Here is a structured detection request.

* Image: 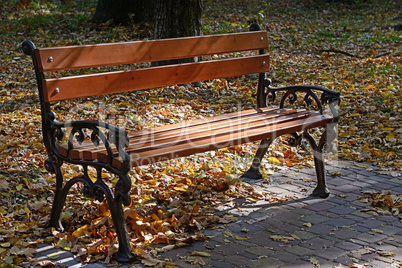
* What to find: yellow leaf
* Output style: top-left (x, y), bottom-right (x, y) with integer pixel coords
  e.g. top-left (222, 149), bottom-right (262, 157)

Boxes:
top-left (234, 235), bottom-right (248, 241)
top-left (173, 187), bottom-right (189, 193)
top-left (371, 229), bottom-right (383, 234)
top-left (72, 225), bottom-right (90, 237)
top-left (270, 235), bottom-right (295, 242)
top-left (191, 251), bottom-right (211, 257)
top-left (15, 183), bottom-right (23, 191)
top-left (310, 257), bottom-right (320, 266)
top-left (24, 207), bottom-right (30, 218)
top-left (330, 171), bottom-right (344, 176)
top-left (0, 242), bottom-right (10, 248)
top-left (354, 162), bottom-right (368, 168)
top-left (0, 207), bottom-right (7, 215)
top-left (267, 157), bottom-right (280, 165)
top-left (283, 173), bottom-right (299, 178)
top-left (378, 251), bottom-right (395, 257)
top-left (47, 253), bottom-right (60, 260)
top-left (363, 85), bottom-right (374, 90)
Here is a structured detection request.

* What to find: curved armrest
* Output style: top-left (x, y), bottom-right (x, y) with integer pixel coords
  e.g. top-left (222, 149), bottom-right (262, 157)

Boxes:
top-left (261, 78), bottom-right (340, 123)
top-left (47, 112), bottom-right (130, 173)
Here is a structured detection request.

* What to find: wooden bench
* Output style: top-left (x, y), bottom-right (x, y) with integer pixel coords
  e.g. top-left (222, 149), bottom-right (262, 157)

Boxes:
top-left (22, 24), bottom-right (340, 262)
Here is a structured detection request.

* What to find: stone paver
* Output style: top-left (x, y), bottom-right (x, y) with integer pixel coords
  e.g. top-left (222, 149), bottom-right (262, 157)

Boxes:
top-left (33, 160), bottom-right (402, 267)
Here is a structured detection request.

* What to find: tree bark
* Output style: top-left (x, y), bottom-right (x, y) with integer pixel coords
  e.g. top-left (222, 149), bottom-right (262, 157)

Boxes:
top-left (91, 0), bottom-right (154, 25)
top-left (153, 0), bottom-right (202, 40)
top-left (152, 0), bottom-right (203, 66)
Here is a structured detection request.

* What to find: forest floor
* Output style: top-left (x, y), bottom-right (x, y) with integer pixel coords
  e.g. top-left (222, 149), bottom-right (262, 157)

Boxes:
top-left (0, 0), bottom-right (400, 266)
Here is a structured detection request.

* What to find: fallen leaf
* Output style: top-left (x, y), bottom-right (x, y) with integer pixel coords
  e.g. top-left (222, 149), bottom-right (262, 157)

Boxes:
top-left (184, 256), bottom-right (206, 265)
top-left (267, 157), bottom-right (280, 165)
top-left (270, 235), bottom-right (295, 242)
top-left (33, 260), bottom-right (56, 267)
top-left (378, 250), bottom-right (396, 257)
top-left (191, 251), bottom-right (211, 257)
top-left (141, 254), bottom-right (163, 266)
top-left (309, 257), bottom-right (319, 266)
top-left (371, 229), bottom-right (383, 234)
top-left (47, 252), bottom-right (60, 260)
top-left (329, 171), bottom-right (344, 176)
top-left (283, 172), bottom-right (299, 178)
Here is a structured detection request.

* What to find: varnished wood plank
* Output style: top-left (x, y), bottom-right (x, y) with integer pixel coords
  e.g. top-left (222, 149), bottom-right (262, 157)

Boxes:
top-left (85, 109), bottom-right (309, 161)
top-left (66, 107), bottom-right (281, 160)
top-left (112, 114), bottom-right (333, 169)
top-left (127, 106), bottom-right (278, 139)
top-left (65, 112), bottom-right (332, 168)
top-left (36, 31), bottom-right (268, 72)
top-left (43, 55), bottom-right (270, 102)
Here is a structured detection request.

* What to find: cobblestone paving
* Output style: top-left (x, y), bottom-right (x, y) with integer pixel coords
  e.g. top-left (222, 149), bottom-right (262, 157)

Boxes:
top-left (35, 160), bottom-right (401, 267)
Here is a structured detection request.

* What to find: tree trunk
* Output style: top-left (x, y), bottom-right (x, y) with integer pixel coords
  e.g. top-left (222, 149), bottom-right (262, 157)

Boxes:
top-left (91, 0), bottom-right (154, 25)
top-left (153, 0), bottom-right (202, 39)
top-left (153, 0), bottom-right (203, 66)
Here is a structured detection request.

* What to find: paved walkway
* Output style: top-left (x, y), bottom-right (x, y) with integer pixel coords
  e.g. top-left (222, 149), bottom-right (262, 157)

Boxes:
top-left (35, 160), bottom-right (402, 267)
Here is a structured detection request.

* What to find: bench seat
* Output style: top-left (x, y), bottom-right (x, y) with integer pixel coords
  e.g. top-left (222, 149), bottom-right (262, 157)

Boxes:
top-left (58, 107), bottom-right (333, 169)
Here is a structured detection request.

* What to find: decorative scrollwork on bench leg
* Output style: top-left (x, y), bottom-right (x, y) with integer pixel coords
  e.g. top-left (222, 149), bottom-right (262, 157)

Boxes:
top-left (242, 138), bottom-right (276, 180)
top-left (303, 129), bottom-right (330, 198)
top-left (105, 173), bottom-right (135, 263)
top-left (45, 158), bottom-right (65, 231)
top-left (46, 162), bottom-right (135, 262)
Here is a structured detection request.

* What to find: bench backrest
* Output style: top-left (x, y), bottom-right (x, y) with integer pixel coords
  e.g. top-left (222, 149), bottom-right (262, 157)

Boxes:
top-left (23, 30), bottom-right (269, 103)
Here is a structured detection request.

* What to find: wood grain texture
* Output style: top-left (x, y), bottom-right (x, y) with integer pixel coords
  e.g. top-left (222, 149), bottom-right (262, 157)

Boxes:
top-left (57, 108), bottom-right (333, 170)
top-left (36, 31), bottom-right (268, 72)
top-left (43, 54), bottom-right (270, 102)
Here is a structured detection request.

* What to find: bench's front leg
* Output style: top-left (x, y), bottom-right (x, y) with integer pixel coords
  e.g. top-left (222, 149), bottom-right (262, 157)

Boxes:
top-left (99, 173), bottom-right (135, 263)
top-left (242, 138), bottom-right (275, 180)
top-left (45, 158), bottom-right (66, 231)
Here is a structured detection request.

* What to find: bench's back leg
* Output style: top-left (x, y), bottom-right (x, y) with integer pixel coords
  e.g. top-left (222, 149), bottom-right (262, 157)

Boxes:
top-left (241, 138), bottom-right (275, 180)
top-left (241, 130), bottom-right (332, 198)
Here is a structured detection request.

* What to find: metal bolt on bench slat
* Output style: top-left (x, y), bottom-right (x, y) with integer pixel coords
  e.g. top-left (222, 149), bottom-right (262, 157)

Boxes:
top-left (55, 88), bottom-right (59, 94)
top-left (48, 56), bottom-right (53, 62)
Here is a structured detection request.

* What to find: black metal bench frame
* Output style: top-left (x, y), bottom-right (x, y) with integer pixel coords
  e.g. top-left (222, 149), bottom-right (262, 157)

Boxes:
top-left (22, 24), bottom-right (340, 262)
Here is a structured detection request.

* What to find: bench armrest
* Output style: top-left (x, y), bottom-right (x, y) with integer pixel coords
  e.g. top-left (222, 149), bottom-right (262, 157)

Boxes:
top-left (47, 112), bottom-right (130, 174)
top-left (260, 78), bottom-right (340, 123)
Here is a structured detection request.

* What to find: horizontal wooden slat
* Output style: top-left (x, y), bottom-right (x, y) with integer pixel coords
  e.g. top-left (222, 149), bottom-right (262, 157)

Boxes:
top-left (94, 110), bottom-right (311, 162)
top-left (117, 113), bottom-right (333, 169)
top-left (127, 106), bottom-right (279, 139)
top-left (36, 31), bottom-right (268, 72)
top-left (57, 108), bottom-right (333, 169)
top-left (64, 107), bottom-right (280, 160)
top-left (43, 54), bottom-right (270, 102)
top-left (78, 108), bottom-right (306, 161)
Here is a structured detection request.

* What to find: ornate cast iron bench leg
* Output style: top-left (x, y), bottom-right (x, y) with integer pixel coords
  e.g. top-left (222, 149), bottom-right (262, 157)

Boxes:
top-left (42, 119), bottom-right (135, 262)
top-left (242, 79), bottom-right (340, 198)
top-left (242, 138), bottom-right (275, 180)
top-left (46, 159), bottom-right (65, 232)
top-left (45, 158), bottom-right (135, 262)
top-left (304, 129), bottom-right (330, 198)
